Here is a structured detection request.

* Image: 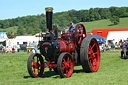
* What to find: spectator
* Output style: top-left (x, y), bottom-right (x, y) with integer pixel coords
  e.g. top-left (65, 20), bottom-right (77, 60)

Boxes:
top-left (111, 39), bottom-right (115, 50)
top-left (120, 40), bottom-right (123, 49)
top-left (2, 46), bottom-right (6, 54)
top-left (53, 24), bottom-right (58, 40)
top-left (17, 43), bottom-right (20, 52)
top-left (6, 46), bottom-right (10, 53)
top-left (65, 26), bottom-right (69, 33)
top-left (0, 43), bottom-right (3, 47)
top-left (33, 41), bottom-right (38, 53)
top-left (12, 46), bottom-right (15, 53)
top-left (123, 39), bottom-right (128, 57)
top-left (115, 42), bottom-right (119, 49)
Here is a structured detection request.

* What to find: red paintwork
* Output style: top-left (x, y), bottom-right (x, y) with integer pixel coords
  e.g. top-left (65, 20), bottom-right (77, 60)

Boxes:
top-left (86, 32), bottom-right (93, 35)
top-left (42, 42), bottom-right (51, 45)
top-left (45, 61), bottom-right (57, 68)
top-left (58, 40), bottom-right (75, 53)
top-left (93, 28), bottom-right (128, 38)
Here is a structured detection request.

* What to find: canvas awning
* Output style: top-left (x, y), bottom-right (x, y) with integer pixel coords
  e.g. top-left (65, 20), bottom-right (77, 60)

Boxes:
top-left (107, 31), bottom-right (128, 41)
top-left (0, 38), bottom-right (7, 42)
top-left (87, 35), bottom-right (107, 43)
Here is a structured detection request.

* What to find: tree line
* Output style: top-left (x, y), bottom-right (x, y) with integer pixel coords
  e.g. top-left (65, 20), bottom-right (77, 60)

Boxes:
top-left (0, 6), bottom-right (128, 37)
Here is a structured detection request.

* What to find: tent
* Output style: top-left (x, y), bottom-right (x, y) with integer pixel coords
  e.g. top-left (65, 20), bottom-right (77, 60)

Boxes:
top-left (107, 31), bottom-right (128, 42)
top-left (15, 36), bottom-right (39, 45)
top-left (0, 38), bottom-right (7, 42)
top-left (0, 32), bottom-right (8, 46)
top-left (0, 32), bottom-right (7, 38)
top-left (87, 35), bottom-right (107, 43)
top-left (0, 32), bottom-right (8, 42)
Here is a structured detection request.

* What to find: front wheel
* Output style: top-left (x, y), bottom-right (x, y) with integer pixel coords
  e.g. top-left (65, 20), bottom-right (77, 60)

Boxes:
top-left (27, 53), bottom-right (44, 78)
top-left (57, 52), bottom-right (74, 78)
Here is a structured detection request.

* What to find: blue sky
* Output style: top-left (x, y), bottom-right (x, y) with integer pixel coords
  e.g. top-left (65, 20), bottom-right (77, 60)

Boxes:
top-left (0, 0), bottom-right (128, 20)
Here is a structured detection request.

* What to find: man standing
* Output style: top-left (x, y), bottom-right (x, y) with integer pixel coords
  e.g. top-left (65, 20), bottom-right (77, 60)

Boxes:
top-left (69, 21), bottom-right (75, 32)
top-left (124, 38), bottom-right (128, 58)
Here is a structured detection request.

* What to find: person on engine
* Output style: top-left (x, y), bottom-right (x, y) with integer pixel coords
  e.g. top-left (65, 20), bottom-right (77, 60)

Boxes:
top-left (68, 21), bottom-right (75, 32)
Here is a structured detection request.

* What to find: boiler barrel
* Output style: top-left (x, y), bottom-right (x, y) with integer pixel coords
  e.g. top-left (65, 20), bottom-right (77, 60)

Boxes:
top-left (58, 41), bottom-right (75, 53)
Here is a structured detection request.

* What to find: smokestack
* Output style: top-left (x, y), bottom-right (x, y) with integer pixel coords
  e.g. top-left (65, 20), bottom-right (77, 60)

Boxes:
top-left (45, 7), bottom-right (53, 32)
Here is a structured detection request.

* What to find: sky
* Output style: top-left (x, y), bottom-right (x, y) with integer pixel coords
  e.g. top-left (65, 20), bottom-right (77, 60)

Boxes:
top-left (0, 0), bottom-right (128, 20)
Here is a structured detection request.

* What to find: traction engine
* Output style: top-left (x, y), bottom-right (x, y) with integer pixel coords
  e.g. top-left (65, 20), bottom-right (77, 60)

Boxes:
top-left (27, 7), bottom-right (100, 78)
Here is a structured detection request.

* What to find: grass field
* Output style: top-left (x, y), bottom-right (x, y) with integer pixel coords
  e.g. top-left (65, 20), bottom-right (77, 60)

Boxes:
top-left (82, 18), bottom-right (128, 32)
top-left (0, 26), bottom-right (18, 33)
top-left (0, 50), bottom-right (128, 85)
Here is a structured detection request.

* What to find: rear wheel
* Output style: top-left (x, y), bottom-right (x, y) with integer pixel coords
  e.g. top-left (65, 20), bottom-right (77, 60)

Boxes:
top-left (80, 37), bottom-right (100, 72)
top-left (27, 53), bottom-right (44, 77)
top-left (57, 52), bottom-right (74, 78)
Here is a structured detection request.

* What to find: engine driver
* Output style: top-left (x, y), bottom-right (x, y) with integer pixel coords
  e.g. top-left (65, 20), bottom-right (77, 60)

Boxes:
top-left (68, 21), bottom-right (75, 32)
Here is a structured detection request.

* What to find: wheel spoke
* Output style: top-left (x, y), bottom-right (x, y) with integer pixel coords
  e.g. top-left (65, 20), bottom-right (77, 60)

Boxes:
top-left (89, 60), bottom-right (93, 67)
top-left (66, 69), bottom-right (69, 75)
top-left (88, 55), bottom-right (93, 60)
top-left (89, 46), bottom-right (92, 51)
top-left (62, 63), bottom-right (65, 73)
top-left (91, 43), bottom-right (96, 49)
top-left (67, 57), bottom-right (70, 62)
top-left (63, 59), bottom-right (66, 63)
top-left (32, 60), bottom-right (36, 66)
top-left (32, 68), bottom-right (36, 72)
top-left (92, 58), bottom-right (97, 66)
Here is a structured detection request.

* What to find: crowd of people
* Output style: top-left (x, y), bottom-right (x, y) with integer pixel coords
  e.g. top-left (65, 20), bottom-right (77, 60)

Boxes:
top-left (0, 43), bottom-right (12, 54)
top-left (100, 38), bottom-right (128, 52)
top-left (0, 41), bottom-right (38, 54)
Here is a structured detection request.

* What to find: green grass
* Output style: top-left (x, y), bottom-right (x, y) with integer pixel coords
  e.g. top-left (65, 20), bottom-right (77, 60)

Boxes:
top-left (83, 18), bottom-right (128, 32)
top-left (0, 50), bottom-right (128, 85)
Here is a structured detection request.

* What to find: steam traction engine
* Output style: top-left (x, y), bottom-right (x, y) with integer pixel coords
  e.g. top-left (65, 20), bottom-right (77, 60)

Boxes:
top-left (27, 8), bottom-right (100, 78)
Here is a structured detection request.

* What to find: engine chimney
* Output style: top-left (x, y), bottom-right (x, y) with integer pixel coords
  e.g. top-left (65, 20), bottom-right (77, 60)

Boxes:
top-left (45, 7), bottom-right (53, 32)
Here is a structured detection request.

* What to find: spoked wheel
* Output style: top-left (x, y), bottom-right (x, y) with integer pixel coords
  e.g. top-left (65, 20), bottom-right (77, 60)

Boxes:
top-left (57, 52), bottom-right (74, 78)
top-left (80, 37), bottom-right (100, 72)
top-left (27, 53), bottom-right (44, 78)
top-left (74, 23), bottom-right (86, 47)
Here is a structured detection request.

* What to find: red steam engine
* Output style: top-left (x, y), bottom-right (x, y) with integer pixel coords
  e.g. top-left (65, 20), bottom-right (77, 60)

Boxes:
top-left (27, 7), bottom-right (100, 78)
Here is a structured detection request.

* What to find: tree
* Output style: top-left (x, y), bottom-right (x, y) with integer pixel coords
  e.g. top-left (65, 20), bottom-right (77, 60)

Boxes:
top-left (109, 16), bottom-right (120, 25)
top-left (17, 25), bottom-right (25, 35)
top-left (94, 12), bottom-right (101, 20)
top-left (32, 28), bottom-right (41, 35)
top-left (89, 8), bottom-right (95, 21)
top-left (98, 8), bottom-right (111, 19)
